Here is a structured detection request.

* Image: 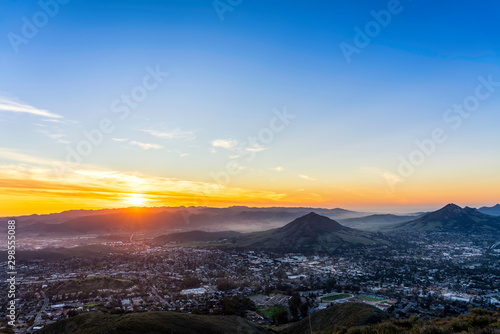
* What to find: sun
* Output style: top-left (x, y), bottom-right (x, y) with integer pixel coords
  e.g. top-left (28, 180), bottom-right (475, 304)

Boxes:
top-left (124, 194), bottom-right (148, 206)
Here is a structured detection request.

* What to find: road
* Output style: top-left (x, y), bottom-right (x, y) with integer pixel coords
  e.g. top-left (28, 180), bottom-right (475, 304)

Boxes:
top-left (27, 290), bottom-right (49, 332)
top-left (151, 283), bottom-right (172, 307)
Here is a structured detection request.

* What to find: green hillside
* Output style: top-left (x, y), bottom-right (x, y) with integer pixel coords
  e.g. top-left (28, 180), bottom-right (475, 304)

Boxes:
top-left (34, 311), bottom-right (270, 334)
top-left (279, 302), bottom-right (389, 334)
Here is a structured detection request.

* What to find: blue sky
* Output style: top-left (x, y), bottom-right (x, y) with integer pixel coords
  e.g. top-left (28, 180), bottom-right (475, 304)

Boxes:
top-left (1, 0), bottom-right (499, 214)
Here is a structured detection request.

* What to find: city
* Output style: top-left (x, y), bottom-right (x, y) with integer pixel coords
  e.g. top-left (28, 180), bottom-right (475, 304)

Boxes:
top-left (2, 228), bottom-right (499, 332)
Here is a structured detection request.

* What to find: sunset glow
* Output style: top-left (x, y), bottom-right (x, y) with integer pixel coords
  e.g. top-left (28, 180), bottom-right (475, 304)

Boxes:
top-left (1, 1), bottom-right (500, 217)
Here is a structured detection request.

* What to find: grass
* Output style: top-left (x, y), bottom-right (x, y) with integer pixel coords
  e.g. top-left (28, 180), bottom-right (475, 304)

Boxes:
top-left (381, 301), bottom-right (395, 305)
top-left (362, 296), bottom-right (385, 302)
top-left (34, 311), bottom-right (269, 334)
top-left (320, 294), bottom-right (352, 301)
top-left (257, 305), bottom-right (287, 319)
top-left (279, 302), bottom-right (389, 334)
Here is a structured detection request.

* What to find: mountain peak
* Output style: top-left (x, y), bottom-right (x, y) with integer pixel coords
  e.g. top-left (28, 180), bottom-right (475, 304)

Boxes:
top-left (234, 212), bottom-right (388, 251)
top-left (389, 203), bottom-right (500, 232)
top-left (279, 212), bottom-right (349, 234)
top-left (441, 203), bottom-right (462, 211)
top-left (425, 204), bottom-right (464, 220)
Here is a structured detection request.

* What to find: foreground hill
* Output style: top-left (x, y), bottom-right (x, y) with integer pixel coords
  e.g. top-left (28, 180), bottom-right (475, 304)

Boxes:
top-left (279, 302), bottom-right (389, 334)
top-left (323, 307), bottom-right (500, 334)
top-left (35, 305), bottom-right (500, 334)
top-left (232, 212), bottom-right (389, 252)
top-left (385, 204), bottom-right (500, 233)
top-left (34, 311), bottom-right (270, 334)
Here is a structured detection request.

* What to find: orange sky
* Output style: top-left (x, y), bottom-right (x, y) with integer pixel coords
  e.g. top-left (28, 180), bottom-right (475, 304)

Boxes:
top-left (1, 151), bottom-right (499, 216)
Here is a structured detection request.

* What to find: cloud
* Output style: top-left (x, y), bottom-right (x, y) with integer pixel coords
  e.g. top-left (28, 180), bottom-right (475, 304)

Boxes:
top-left (38, 130), bottom-right (69, 144)
top-left (142, 127), bottom-right (196, 141)
top-left (0, 156), bottom-right (286, 211)
top-left (0, 97), bottom-right (63, 119)
top-left (112, 138), bottom-right (128, 142)
top-left (212, 139), bottom-right (238, 149)
top-left (362, 166), bottom-right (403, 191)
top-left (299, 174), bottom-right (316, 181)
top-left (271, 167), bottom-right (284, 172)
top-left (129, 141), bottom-right (163, 150)
top-left (0, 148), bottom-right (57, 166)
top-left (245, 145), bottom-right (268, 153)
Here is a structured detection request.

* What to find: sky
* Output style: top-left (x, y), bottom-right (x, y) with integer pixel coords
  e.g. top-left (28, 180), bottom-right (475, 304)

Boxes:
top-left (0, 0), bottom-right (499, 215)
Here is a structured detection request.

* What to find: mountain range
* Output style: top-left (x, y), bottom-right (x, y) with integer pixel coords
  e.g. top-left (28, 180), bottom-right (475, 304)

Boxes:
top-left (3, 203), bottom-right (500, 238)
top-left (385, 203), bottom-right (500, 232)
top-left (1, 206), bottom-right (366, 236)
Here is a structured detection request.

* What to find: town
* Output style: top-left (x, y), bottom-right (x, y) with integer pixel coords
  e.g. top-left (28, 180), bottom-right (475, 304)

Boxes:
top-left (1, 231), bottom-right (499, 333)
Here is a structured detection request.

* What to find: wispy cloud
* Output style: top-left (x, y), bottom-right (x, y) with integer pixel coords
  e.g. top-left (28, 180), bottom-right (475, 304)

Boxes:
top-left (299, 174), bottom-right (316, 181)
top-left (212, 139), bottom-right (238, 149)
top-left (362, 166), bottom-right (403, 190)
top-left (112, 138), bottom-right (128, 142)
top-left (0, 97), bottom-right (63, 119)
top-left (0, 152), bottom-right (286, 211)
top-left (0, 148), bottom-right (56, 166)
top-left (271, 166), bottom-right (284, 172)
top-left (245, 145), bottom-right (268, 153)
top-left (38, 130), bottom-right (69, 144)
top-left (142, 127), bottom-right (196, 141)
top-left (129, 141), bottom-right (163, 150)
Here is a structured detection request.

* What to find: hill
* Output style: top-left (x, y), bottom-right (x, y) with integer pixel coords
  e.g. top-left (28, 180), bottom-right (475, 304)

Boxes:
top-left (232, 212), bottom-right (389, 252)
top-left (34, 311), bottom-right (270, 334)
top-left (279, 302), bottom-right (389, 334)
top-left (479, 204), bottom-right (500, 216)
top-left (386, 204), bottom-right (500, 232)
top-left (151, 230), bottom-right (242, 245)
top-left (308, 307), bottom-right (500, 334)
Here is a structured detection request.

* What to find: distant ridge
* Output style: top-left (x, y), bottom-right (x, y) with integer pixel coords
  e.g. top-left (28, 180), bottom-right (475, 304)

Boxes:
top-left (338, 213), bottom-right (422, 230)
top-left (6, 206), bottom-right (366, 236)
top-left (478, 204), bottom-right (500, 216)
top-left (386, 203), bottom-right (500, 232)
